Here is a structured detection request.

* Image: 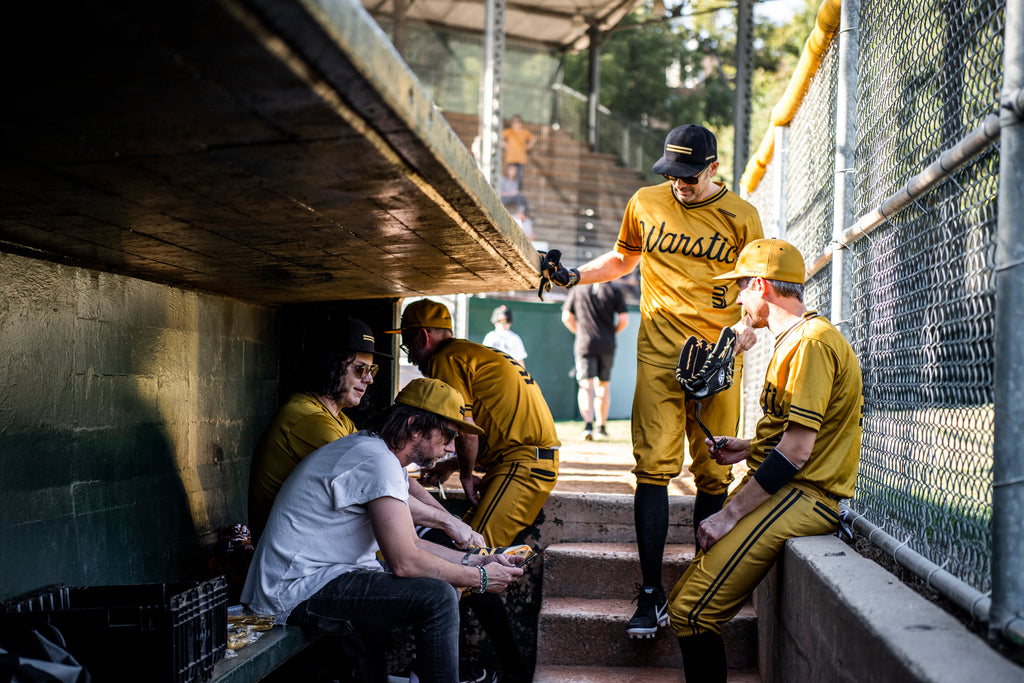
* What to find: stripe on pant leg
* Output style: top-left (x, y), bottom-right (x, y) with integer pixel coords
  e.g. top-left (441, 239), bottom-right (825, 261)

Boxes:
top-left (813, 501), bottom-right (839, 521)
top-left (685, 488), bottom-right (802, 634)
top-left (812, 502), bottom-right (839, 526)
top-left (476, 462), bottom-right (520, 533)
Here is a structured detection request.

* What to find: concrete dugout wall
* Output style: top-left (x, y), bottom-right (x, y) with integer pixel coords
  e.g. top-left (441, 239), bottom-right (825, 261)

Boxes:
top-left (757, 535), bottom-right (1024, 682)
top-left (0, 252), bottom-right (279, 598)
top-left (0, 252), bottom-right (399, 600)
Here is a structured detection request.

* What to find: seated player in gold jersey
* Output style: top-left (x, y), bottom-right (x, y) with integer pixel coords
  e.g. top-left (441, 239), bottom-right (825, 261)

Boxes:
top-left (668, 239), bottom-right (864, 682)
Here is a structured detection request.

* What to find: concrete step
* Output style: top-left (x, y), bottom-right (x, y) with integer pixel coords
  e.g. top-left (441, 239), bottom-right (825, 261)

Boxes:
top-left (542, 543), bottom-right (696, 600)
top-left (536, 492), bottom-right (695, 547)
top-left (533, 664), bottom-right (761, 682)
top-left (536, 598), bottom-right (758, 670)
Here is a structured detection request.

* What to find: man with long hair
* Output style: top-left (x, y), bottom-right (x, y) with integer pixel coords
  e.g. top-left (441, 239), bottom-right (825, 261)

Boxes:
top-left (248, 318), bottom-right (482, 549)
top-left (243, 378), bottom-right (526, 683)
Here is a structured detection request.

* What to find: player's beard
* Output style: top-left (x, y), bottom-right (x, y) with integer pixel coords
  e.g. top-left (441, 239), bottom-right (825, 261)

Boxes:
top-left (408, 435), bottom-right (446, 470)
top-left (405, 336), bottom-right (429, 369)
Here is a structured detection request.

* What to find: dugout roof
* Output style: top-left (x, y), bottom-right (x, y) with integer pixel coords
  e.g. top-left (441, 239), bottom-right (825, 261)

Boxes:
top-left (361, 0), bottom-right (646, 50)
top-left (1, 0), bottom-right (544, 303)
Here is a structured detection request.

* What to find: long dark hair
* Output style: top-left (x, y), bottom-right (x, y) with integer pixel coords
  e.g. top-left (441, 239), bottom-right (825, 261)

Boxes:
top-left (298, 342), bottom-right (356, 403)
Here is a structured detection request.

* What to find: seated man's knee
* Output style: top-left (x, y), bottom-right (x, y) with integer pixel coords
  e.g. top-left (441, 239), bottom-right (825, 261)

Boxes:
top-left (409, 577), bottom-right (459, 618)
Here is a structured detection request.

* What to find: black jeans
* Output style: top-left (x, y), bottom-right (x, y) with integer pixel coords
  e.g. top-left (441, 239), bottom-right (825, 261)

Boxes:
top-left (296, 569), bottom-right (460, 683)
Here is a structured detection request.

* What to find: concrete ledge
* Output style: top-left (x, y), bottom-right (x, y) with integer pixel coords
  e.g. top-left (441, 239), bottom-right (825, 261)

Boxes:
top-left (756, 535), bottom-right (1024, 682)
top-left (210, 626), bottom-right (320, 683)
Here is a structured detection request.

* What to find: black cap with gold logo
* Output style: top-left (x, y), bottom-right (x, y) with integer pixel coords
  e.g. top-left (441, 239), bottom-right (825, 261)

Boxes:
top-left (652, 124), bottom-right (718, 178)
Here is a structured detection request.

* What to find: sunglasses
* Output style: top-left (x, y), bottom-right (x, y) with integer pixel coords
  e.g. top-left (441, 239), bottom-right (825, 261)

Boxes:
top-left (438, 425), bottom-right (459, 443)
top-left (351, 362), bottom-right (379, 379)
top-left (662, 164), bottom-right (710, 185)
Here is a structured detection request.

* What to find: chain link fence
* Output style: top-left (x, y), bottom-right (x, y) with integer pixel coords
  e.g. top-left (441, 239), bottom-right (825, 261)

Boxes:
top-left (744, 0), bottom-right (1004, 595)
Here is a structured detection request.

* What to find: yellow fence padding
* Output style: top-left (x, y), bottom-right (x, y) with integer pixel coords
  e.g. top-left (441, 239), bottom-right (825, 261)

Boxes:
top-left (740, 0), bottom-right (842, 194)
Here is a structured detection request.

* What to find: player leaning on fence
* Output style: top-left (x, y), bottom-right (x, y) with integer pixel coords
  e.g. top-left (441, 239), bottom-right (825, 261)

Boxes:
top-left (541, 124), bottom-right (764, 639)
top-left (669, 239), bottom-right (864, 681)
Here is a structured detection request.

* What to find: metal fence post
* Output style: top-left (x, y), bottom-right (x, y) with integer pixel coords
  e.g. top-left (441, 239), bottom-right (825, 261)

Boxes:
top-left (771, 125), bottom-right (789, 239)
top-left (477, 0), bottom-right (505, 186)
top-left (733, 0), bottom-right (754, 193)
top-left (830, 0), bottom-right (859, 337)
top-left (587, 26), bottom-right (603, 152)
top-left (991, 0), bottom-right (1024, 651)
top-left (623, 126), bottom-right (631, 169)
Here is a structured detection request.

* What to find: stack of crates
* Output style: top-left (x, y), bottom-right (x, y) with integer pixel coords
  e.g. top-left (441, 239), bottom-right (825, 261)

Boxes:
top-left (3, 576), bottom-right (228, 682)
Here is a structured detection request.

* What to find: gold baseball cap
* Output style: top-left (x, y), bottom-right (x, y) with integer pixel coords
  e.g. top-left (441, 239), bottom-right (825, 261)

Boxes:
top-left (386, 299), bottom-right (453, 333)
top-left (713, 238), bottom-right (806, 284)
top-left (394, 378), bottom-right (484, 435)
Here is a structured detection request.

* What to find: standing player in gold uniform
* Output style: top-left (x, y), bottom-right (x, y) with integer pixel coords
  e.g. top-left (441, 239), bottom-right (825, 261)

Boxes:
top-left (544, 124), bottom-right (764, 638)
top-left (669, 239), bottom-right (863, 681)
top-left (391, 299), bottom-right (560, 683)
top-left (391, 299), bottom-right (560, 547)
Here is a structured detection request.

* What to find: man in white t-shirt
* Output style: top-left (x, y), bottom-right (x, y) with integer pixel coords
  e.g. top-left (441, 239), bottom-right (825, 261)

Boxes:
top-left (481, 305), bottom-right (527, 368)
top-left (241, 378), bottom-right (525, 683)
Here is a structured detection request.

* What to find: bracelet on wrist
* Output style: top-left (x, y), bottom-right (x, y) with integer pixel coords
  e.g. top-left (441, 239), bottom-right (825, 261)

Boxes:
top-left (461, 552), bottom-right (473, 566)
top-left (474, 565), bottom-right (488, 593)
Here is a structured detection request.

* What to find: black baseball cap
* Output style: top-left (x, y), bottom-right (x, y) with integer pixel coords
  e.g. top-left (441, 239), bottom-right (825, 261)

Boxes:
top-left (651, 125), bottom-right (718, 178)
top-left (340, 317), bottom-right (392, 358)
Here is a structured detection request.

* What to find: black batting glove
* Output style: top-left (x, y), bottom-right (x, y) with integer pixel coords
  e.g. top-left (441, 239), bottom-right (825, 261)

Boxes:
top-left (538, 249), bottom-right (580, 300)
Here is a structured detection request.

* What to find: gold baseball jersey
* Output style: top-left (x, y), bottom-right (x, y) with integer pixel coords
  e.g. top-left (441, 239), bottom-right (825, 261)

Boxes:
top-left (669, 312), bottom-right (862, 638)
top-left (422, 339), bottom-right (560, 465)
top-left (616, 181), bottom-right (764, 366)
top-left (749, 312), bottom-right (864, 498)
top-left (248, 392), bottom-right (356, 538)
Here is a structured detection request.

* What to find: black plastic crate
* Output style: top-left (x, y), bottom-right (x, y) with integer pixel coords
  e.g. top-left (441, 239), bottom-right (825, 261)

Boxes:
top-left (3, 576), bottom-right (228, 683)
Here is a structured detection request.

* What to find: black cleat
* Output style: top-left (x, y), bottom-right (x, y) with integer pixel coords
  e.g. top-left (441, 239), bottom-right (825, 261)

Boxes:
top-left (582, 422), bottom-right (594, 441)
top-left (626, 584), bottom-right (668, 639)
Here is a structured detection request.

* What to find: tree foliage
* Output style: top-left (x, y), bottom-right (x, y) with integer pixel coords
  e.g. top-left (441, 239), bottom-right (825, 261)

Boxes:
top-left (562, 0), bottom-right (821, 182)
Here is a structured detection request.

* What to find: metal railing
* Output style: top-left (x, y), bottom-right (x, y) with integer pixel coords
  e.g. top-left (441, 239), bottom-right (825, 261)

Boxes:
top-left (550, 84), bottom-right (662, 178)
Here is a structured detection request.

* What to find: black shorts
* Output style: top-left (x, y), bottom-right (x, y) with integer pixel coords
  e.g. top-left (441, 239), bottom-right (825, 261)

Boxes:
top-left (575, 353), bottom-right (615, 382)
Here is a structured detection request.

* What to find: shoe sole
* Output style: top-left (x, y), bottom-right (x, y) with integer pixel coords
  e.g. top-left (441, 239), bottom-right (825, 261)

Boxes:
top-left (625, 611), bottom-right (669, 639)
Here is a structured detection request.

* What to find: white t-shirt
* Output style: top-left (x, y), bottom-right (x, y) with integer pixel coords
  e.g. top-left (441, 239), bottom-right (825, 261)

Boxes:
top-left (241, 431), bottom-right (409, 618)
top-left (482, 328), bottom-right (528, 361)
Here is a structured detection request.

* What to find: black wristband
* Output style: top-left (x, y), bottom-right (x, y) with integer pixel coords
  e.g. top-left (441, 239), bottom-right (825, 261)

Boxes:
top-left (753, 447), bottom-right (800, 495)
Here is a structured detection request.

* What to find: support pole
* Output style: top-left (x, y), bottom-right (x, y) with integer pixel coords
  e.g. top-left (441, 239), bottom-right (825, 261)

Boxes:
top-left (830, 0), bottom-right (859, 338)
top-left (587, 26), bottom-right (603, 152)
top-left (991, 0), bottom-right (1024, 652)
top-left (392, 0), bottom-right (406, 57)
top-left (733, 0), bottom-right (754, 192)
top-left (771, 125), bottom-right (789, 238)
top-left (477, 0), bottom-right (505, 185)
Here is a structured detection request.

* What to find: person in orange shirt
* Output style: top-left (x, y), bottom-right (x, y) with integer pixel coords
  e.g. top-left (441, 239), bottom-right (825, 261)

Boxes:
top-left (501, 115), bottom-right (535, 189)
